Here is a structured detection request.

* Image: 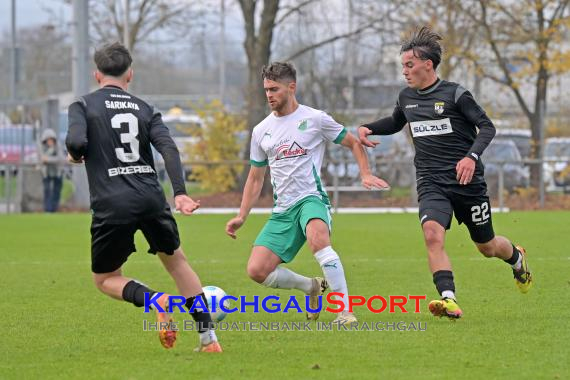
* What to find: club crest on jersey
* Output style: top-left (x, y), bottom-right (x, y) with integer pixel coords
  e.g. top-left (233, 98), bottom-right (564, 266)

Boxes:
top-left (434, 102), bottom-right (445, 115)
top-left (276, 141), bottom-right (307, 160)
top-left (298, 119), bottom-right (308, 131)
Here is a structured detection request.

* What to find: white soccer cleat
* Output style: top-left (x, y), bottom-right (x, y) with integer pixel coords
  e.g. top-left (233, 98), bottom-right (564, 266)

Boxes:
top-left (333, 311), bottom-right (357, 324)
top-left (306, 277), bottom-right (328, 321)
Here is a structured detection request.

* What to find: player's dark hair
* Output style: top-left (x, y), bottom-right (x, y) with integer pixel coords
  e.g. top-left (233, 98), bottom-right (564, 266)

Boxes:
top-left (261, 61), bottom-right (297, 83)
top-left (94, 42), bottom-right (133, 77)
top-left (400, 26), bottom-right (443, 70)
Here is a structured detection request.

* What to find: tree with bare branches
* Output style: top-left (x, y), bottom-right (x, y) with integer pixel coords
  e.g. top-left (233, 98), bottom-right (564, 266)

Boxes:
top-left (460, 0), bottom-right (570, 184)
top-left (236, 1), bottom-right (387, 156)
top-left (87, 0), bottom-right (205, 51)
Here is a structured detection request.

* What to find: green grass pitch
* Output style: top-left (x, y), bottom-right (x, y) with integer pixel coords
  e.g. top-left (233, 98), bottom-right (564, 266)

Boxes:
top-left (1, 211), bottom-right (569, 379)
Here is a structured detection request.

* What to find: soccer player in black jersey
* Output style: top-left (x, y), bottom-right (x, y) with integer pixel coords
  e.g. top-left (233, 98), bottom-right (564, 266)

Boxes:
top-left (358, 27), bottom-right (533, 319)
top-left (66, 42), bottom-right (221, 352)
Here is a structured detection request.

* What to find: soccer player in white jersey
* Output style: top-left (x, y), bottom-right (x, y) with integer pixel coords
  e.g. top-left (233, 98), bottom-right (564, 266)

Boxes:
top-left (225, 62), bottom-right (389, 323)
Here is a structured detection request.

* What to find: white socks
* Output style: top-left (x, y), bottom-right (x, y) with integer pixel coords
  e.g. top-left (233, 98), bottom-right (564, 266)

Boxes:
top-left (199, 329), bottom-right (218, 345)
top-left (259, 246), bottom-right (350, 309)
top-left (314, 246), bottom-right (349, 308)
top-left (261, 266), bottom-right (313, 294)
top-left (441, 290), bottom-right (456, 300)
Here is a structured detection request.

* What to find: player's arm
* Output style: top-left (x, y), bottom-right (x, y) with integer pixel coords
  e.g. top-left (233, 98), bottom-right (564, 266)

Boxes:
top-left (149, 111), bottom-right (199, 214)
top-left (225, 165), bottom-right (266, 239)
top-left (66, 100), bottom-right (88, 163)
top-left (340, 132), bottom-right (390, 190)
top-left (358, 104), bottom-right (407, 148)
top-left (455, 89), bottom-right (496, 185)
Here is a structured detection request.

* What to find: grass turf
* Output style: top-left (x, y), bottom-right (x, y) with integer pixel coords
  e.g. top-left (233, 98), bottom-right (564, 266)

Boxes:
top-left (1, 211), bottom-right (568, 379)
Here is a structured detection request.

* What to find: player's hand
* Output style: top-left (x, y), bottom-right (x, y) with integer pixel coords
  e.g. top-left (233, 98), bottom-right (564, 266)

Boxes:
top-left (175, 195), bottom-right (200, 215)
top-left (67, 153), bottom-right (84, 164)
top-left (361, 174), bottom-right (390, 190)
top-left (358, 126), bottom-right (379, 148)
top-left (456, 157), bottom-right (476, 185)
top-left (225, 216), bottom-right (245, 239)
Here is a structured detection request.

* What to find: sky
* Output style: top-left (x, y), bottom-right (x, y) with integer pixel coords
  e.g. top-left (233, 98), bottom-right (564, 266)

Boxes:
top-left (0, 0), bottom-right (71, 32)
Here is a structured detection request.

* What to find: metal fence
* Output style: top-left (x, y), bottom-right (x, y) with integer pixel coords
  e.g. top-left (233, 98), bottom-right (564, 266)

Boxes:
top-left (2, 157), bottom-right (570, 214)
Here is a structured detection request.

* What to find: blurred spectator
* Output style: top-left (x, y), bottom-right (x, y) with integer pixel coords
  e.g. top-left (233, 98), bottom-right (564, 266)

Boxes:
top-left (40, 129), bottom-right (63, 212)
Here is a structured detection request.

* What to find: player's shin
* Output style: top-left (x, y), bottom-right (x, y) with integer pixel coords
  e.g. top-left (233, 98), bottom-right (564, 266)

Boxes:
top-left (261, 266), bottom-right (313, 294)
top-left (122, 280), bottom-right (156, 307)
top-left (185, 293), bottom-right (218, 345)
top-left (503, 244), bottom-right (523, 270)
top-left (314, 246), bottom-right (349, 308)
top-left (433, 270), bottom-right (456, 300)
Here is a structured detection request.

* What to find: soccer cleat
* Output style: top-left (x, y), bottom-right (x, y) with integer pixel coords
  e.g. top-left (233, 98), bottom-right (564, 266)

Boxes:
top-left (333, 311), bottom-right (357, 324)
top-left (306, 277), bottom-right (328, 321)
top-left (155, 293), bottom-right (177, 349)
top-left (194, 341), bottom-right (223, 353)
top-left (513, 246), bottom-right (533, 293)
top-left (428, 298), bottom-right (463, 319)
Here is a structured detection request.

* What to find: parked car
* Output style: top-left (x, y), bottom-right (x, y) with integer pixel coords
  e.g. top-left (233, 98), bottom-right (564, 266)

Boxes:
top-left (325, 141), bottom-right (368, 186)
top-left (0, 125), bottom-right (40, 167)
top-left (368, 130), bottom-right (414, 187)
top-left (482, 139), bottom-right (529, 194)
top-left (494, 128), bottom-right (532, 159)
top-left (154, 113), bottom-right (204, 178)
top-left (543, 137), bottom-right (570, 191)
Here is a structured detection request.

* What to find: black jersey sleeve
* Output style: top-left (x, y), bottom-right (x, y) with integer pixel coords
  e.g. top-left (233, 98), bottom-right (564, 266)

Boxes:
top-left (149, 110), bottom-right (187, 196)
top-left (456, 89), bottom-right (496, 161)
top-left (66, 99), bottom-right (89, 161)
top-left (362, 104), bottom-right (407, 135)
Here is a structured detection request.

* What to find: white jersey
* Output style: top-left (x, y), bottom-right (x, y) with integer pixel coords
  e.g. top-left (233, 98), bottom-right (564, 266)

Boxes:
top-left (250, 104), bottom-right (347, 212)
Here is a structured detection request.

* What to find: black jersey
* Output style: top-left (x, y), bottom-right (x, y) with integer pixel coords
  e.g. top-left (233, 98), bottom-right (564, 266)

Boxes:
top-left (364, 79), bottom-right (496, 185)
top-left (66, 85), bottom-right (186, 223)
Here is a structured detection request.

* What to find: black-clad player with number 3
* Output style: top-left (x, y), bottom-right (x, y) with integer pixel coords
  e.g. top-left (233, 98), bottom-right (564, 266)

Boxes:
top-left (66, 42), bottom-right (222, 352)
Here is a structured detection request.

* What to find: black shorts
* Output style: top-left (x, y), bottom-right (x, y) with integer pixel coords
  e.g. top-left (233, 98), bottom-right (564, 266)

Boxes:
top-left (417, 179), bottom-right (495, 243)
top-left (90, 208), bottom-right (180, 274)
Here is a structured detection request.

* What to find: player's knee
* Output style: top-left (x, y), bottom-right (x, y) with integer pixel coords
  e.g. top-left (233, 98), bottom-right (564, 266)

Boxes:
top-left (161, 250), bottom-right (187, 273)
top-left (306, 219), bottom-right (330, 252)
top-left (92, 274), bottom-right (107, 292)
top-left (307, 234), bottom-right (329, 253)
top-left (476, 242), bottom-right (496, 257)
top-left (423, 227), bottom-right (444, 249)
top-left (306, 229), bottom-right (330, 253)
top-left (246, 263), bottom-right (268, 284)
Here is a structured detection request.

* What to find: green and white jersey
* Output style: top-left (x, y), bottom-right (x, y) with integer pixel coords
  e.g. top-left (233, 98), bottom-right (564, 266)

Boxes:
top-left (250, 104), bottom-right (347, 213)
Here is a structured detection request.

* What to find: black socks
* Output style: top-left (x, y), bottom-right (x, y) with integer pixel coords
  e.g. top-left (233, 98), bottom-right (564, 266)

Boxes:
top-left (433, 270), bottom-right (455, 296)
top-left (122, 280), bottom-right (155, 307)
top-left (185, 293), bottom-right (214, 333)
top-left (504, 244), bottom-right (521, 266)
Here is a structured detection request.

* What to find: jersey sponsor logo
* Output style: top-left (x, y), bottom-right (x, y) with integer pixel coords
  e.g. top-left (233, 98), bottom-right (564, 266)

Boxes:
top-left (108, 165), bottom-right (155, 177)
top-left (409, 118), bottom-right (453, 137)
top-left (105, 100), bottom-right (140, 110)
top-left (298, 119), bottom-right (308, 131)
top-left (276, 141), bottom-right (307, 160)
top-left (434, 102), bottom-right (445, 115)
top-left (110, 93), bottom-right (131, 99)
top-left (405, 104), bottom-right (418, 109)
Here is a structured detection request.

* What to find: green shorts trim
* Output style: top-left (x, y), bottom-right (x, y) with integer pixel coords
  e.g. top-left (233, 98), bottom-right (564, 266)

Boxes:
top-left (253, 195), bottom-right (332, 263)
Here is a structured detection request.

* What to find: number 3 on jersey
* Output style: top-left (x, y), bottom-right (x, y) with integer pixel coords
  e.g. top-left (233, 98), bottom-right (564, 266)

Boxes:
top-left (111, 113), bottom-right (139, 163)
top-left (471, 202), bottom-right (489, 223)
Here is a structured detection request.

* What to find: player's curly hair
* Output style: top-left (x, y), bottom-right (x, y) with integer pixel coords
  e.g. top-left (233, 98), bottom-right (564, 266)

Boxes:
top-left (94, 42), bottom-right (132, 77)
top-left (261, 61), bottom-right (297, 83)
top-left (400, 26), bottom-right (443, 70)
